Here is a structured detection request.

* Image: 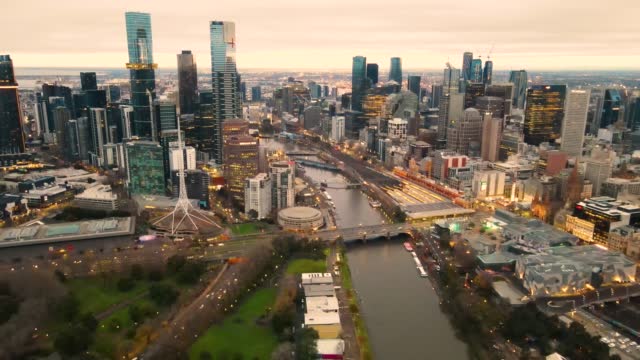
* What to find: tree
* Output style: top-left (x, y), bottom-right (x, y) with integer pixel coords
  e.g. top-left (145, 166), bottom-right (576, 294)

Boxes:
top-left (54, 324), bottom-right (92, 356)
top-left (148, 269), bottom-right (165, 282)
top-left (149, 283), bottom-right (179, 306)
top-left (131, 264), bottom-right (144, 280)
top-left (167, 255), bottom-right (187, 274)
top-left (271, 342), bottom-right (295, 360)
top-left (294, 327), bottom-right (319, 360)
top-left (54, 294), bottom-right (80, 322)
top-left (117, 277), bottom-right (136, 292)
top-left (247, 209), bottom-right (259, 220)
top-left (177, 261), bottom-right (207, 285)
top-left (79, 313), bottom-right (98, 332)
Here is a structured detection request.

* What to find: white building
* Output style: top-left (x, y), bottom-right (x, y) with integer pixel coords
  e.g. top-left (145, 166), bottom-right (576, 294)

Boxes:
top-left (472, 170), bottom-right (506, 200)
top-left (244, 173), bottom-right (272, 219)
top-left (584, 146), bottom-right (616, 196)
top-left (270, 160), bottom-right (295, 209)
top-left (330, 116), bottom-right (344, 143)
top-left (560, 89), bottom-right (590, 158)
top-left (169, 146), bottom-right (196, 171)
top-left (73, 185), bottom-right (120, 211)
top-left (388, 117), bottom-right (408, 140)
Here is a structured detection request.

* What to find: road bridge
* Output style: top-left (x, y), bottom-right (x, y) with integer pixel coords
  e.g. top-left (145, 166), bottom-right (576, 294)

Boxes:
top-left (297, 159), bottom-right (340, 171)
top-left (286, 150), bottom-right (319, 156)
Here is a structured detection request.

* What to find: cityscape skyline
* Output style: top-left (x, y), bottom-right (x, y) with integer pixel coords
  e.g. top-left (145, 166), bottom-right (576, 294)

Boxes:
top-left (6, 0), bottom-right (640, 71)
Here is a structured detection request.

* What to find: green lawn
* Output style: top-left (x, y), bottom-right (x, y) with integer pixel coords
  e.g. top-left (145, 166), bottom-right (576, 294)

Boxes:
top-left (286, 259), bottom-right (326, 274)
top-left (229, 222), bottom-right (261, 235)
top-left (68, 278), bottom-right (148, 315)
top-left (189, 288), bottom-right (278, 360)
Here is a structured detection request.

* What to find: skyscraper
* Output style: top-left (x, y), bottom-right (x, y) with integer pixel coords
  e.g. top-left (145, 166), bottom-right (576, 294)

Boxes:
top-left (0, 55), bottom-right (26, 154)
top-left (462, 52), bottom-right (473, 81)
top-left (389, 57), bottom-right (402, 84)
top-left (407, 75), bottom-right (421, 99)
top-left (482, 60), bottom-right (493, 85)
top-left (177, 50), bottom-right (198, 115)
top-left (443, 67), bottom-right (461, 95)
top-left (351, 56), bottom-right (367, 112)
top-left (601, 89), bottom-right (621, 128)
top-left (470, 59), bottom-right (483, 83)
top-left (210, 21), bottom-right (242, 165)
top-left (366, 63), bottom-right (379, 86)
top-left (251, 86), bottom-right (262, 102)
top-left (223, 135), bottom-right (258, 205)
top-left (560, 89), bottom-right (590, 158)
top-left (481, 115), bottom-right (502, 162)
top-left (125, 12), bottom-right (156, 139)
top-left (524, 85), bottom-right (567, 146)
top-left (80, 72), bottom-right (97, 91)
top-left (509, 70), bottom-right (528, 109)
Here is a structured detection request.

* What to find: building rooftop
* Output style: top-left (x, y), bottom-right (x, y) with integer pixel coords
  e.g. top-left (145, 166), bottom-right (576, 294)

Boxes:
top-left (316, 339), bottom-right (345, 356)
top-left (301, 273), bottom-right (333, 285)
top-left (75, 185), bottom-right (118, 201)
top-left (304, 311), bottom-right (341, 326)
top-left (302, 284), bottom-right (335, 297)
top-left (306, 296), bottom-right (339, 313)
top-left (0, 217), bottom-right (135, 248)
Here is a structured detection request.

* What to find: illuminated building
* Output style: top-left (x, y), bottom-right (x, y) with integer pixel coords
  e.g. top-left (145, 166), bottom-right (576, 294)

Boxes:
top-left (566, 197), bottom-right (640, 245)
top-left (125, 12), bottom-right (157, 139)
top-left (177, 50), bottom-right (198, 115)
top-left (469, 59), bottom-right (482, 83)
top-left (222, 118), bottom-right (249, 143)
top-left (351, 56), bottom-right (367, 112)
top-left (125, 141), bottom-right (165, 195)
top-left (244, 173), bottom-right (272, 219)
top-left (270, 161), bottom-right (294, 209)
top-left (560, 89), bottom-right (590, 158)
top-left (389, 57), bottom-right (402, 84)
top-left (388, 118), bottom-right (408, 140)
top-left (210, 21), bottom-right (242, 164)
top-left (523, 85), bottom-right (567, 146)
top-left (223, 135), bottom-right (258, 205)
top-left (508, 70), bottom-right (528, 109)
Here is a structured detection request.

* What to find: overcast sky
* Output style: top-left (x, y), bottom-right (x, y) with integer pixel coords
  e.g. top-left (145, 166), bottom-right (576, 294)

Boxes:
top-left (5, 0), bottom-right (640, 71)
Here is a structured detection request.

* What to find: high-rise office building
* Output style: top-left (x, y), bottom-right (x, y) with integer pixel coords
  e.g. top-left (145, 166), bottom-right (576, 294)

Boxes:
top-left (524, 85), bottom-right (567, 146)
top-left (270, 160), bottom-right (294, 209)
top-left (483, 60), bottom-right (493, 85)
top-left (0, 55), bottom-right (26, 154)
top-left (351, 56), bottom-right (367, 112)
top-left (389, 57), bottom-right (402, 84)
top-left (443, 67), bottom-right (461, 94)
top-left (437, 92), bottom-right (464, 144)
top-left (210, 21), bottom-right (242, 165)
top-left (251, 86), bottom-right (262, 102)
top-left (561, 89), bottom-right (590, 158)
top-left (53, 107), bottom-right (71, 148)
top-left (156, 101), bottom-right (178, 133)
top-left (462, 52), bottom-right (473, 81)
top-left (601, 89), bottom-right (622, 129)
top-left (125, 141), bottom-right (165, 195)
top-left (481, 115), bottom-right (502, 162)
top-left (366, 63), bottom-right (379, 86)
top-left (41, 84), bottom-right (73, 133)
top-left (177, 50), bottom-right (198, 115)
top-left (193, 90), bottom-right (215, 158)
top-left (125, 12), bottom-right (157, 139)
top-left (470, 59), bottom-right (483, 83)
top-left (80, 72), bottom-right (97, 91)
top-left (171, 169), bottom-right (210, 208)
top-left (88, 108), bottom-right (107, 166)
top-left (408, 75), bottom-right (421, 99)
top-left (509, 70), bottom-right (528, 109)
top-left (244, 173), bottom-right (272, 219)
top-left (464, 82), bottom-right (485, 109)
top-left (446, 108), bottom-right (483, 156)
top-left (223, 135), bottom-right (258, 205)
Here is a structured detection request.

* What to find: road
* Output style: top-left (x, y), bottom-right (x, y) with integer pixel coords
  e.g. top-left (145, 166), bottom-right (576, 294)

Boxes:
top-left (569, 310), bottom-right (640, 359)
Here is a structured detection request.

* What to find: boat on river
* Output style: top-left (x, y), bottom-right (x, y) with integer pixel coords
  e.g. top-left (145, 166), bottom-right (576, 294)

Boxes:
top-left (368, 200), bottom-right (381, 208)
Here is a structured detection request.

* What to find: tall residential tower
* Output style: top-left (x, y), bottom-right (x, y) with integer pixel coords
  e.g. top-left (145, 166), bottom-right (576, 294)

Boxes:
top-left (177, 50), bottom-right (198, 115)
top-left (0, 55), bottom-right (26, 154)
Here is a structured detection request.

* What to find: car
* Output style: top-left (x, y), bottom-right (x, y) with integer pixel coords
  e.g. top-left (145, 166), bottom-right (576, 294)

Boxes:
top-left (600, 338), bottom-right (610, 344)
top-left (217, 243), bottom-right (225, 247)
top-left (608, 343), bottom-right (615, 348)
top-left (620, 345), bottom-right (627, 350)
top-left (334, 270), bottom-right (340, 276)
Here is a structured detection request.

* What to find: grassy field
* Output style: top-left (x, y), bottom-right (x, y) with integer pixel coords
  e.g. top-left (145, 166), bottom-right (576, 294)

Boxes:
top-left (229, 222), bottom-right (261, 235)
top-left (286, 258), bottom-right (326, 274)
top-left (189, 288), bottom-right (278, 360)
top-left (68, 278), bottom-right (148, 315)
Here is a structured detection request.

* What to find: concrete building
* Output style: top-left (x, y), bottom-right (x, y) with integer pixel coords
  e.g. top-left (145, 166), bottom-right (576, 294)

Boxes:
top-left (560, 89), bottom-right (590, 158)
top-left (330, 116), bottom-right (345, 143)
top-left (601, 178), bottom-right (640, 200)
top-left (244, 173), bottom-right (272, 219)
top-left (278, 206), bottom-right (324, 231)
top-left (270, 160), bottom-right (295, 209)
top-left (472, 170), bottom-right (506, 200)
top-left (73, 185), bottom-right (120, 211)
top-left (447, 108), bottom-right (483, 156)
top-left (584, 146), bottom-right (616, 196)
top-left (481, 115), bottom-right (502, 162)
top-left (517, 245), bottom-right (636, 297)
top-left (388, 117), bottom-right (408, 140)
top-left (169, 146), bottom-right (196, 172)
top-left (432, 151), bottom-right (468, 181)
top-left (565, 197), bottom-right (640, 245)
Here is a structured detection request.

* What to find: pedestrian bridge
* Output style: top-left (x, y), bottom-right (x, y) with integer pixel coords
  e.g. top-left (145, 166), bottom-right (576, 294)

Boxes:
top-left (286, 150), bottom-right (319, 156)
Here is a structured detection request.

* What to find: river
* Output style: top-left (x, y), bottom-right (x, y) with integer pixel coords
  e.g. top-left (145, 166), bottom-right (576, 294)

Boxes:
top-left (264, 138), bottom-right (468, 359)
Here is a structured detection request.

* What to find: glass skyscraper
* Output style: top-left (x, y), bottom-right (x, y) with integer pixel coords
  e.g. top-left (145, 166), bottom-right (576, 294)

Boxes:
top-left (524, 85), bottom-right (567, 146)
top-left (482, 60), bottom-right (493, 85)
top-left (470, 59), bottom-right (483, 83)
top-left (0, 55), bottom-right (26, 154)
top-left (80, 72), bottom-right (97, 91)
top-left (210, 21), bottom-right (242, 165)
top-left (408, 75), bottom-right (421, 98)
top-left (125, 12), bottom-right (156, 139)
top-left (509, 70), bottom-right (528, 109)
top-left (366, 63), bottom-right (378, 85)
top-left (177, 50), bottom-right (198, 115)
top-left (351, 56), bottom-right (367, 112)
top-left (389, 57), bottom-right (402, 84)
top-left (601, 89), bottom-right (621, 129)
top-left (462, 52), bottom-right (473, 81)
